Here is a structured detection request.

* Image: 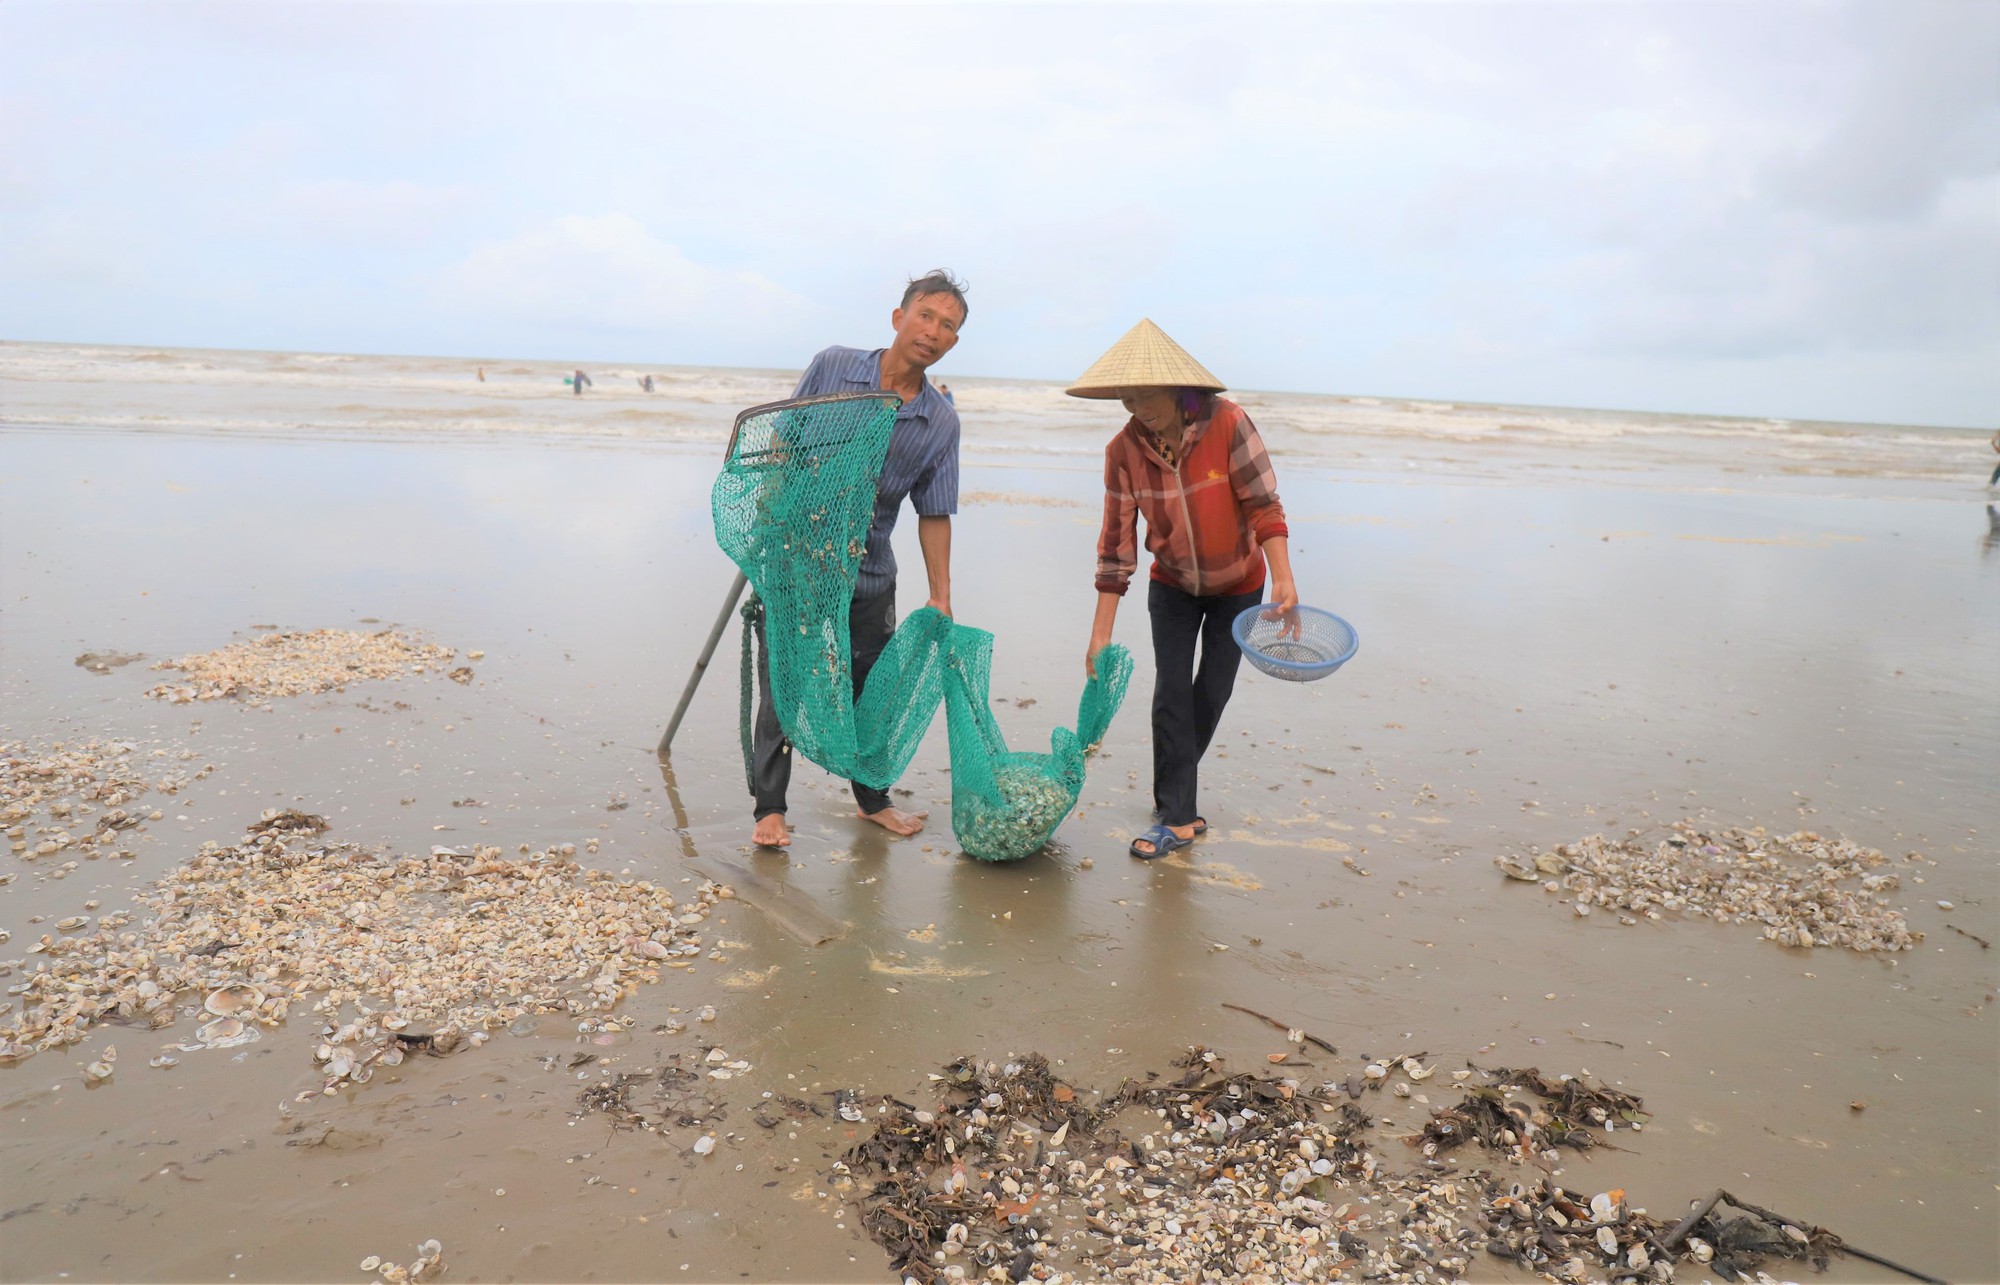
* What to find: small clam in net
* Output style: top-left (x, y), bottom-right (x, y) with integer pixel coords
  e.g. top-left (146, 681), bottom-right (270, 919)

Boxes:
top-left (712, 393), bottom-right (1132, 862)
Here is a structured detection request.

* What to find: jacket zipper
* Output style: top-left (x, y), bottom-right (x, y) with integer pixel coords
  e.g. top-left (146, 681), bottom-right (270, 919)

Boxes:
top-left (1166, 431), bottom-right (1202, 596)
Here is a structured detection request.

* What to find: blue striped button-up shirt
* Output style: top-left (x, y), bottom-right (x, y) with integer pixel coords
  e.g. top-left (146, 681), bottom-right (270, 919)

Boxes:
top-left (792, 345), bottom-right (961, 601)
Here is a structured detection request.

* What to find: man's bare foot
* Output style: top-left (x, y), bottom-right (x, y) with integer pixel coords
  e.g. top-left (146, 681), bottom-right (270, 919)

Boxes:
top-left (751, 814), bottom-right (791, 848)
top-left (859, 805), bottom-right (927, 837)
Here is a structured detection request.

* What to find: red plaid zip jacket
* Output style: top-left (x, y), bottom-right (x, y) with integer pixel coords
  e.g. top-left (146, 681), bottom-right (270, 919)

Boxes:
top-left (1095, 398), bottom-right (1289, 599)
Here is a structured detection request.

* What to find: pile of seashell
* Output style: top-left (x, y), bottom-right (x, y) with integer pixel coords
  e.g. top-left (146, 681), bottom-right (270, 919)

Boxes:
top-left (358, 1238), bottom-right (445, 1284)
top-left (838, 1049), bottom-right (1841, 1285)
top-left (145, 628), bottom-right (459, 702)
top-left (0, 810), bottom-right (730, 1087)
top-left (1495, 823), bottom-right (1924, 952)
top-left (2, 737), bottom-right (202, 863)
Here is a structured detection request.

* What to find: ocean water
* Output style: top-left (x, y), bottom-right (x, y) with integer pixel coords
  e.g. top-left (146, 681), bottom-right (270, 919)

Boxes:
top-left (3, 340), bottom-right (1989, 493)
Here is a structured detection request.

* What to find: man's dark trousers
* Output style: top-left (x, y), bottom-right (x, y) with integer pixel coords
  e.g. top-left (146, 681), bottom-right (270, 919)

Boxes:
top-left (752, 582), bottom-right (897, 821)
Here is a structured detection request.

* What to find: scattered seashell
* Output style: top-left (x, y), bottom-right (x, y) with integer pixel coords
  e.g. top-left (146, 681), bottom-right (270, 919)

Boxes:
top-left (205, 984), bottom-right (261, 1017)
top-left (692, 1134), bottom-right (716, 1156)
top-left (197, 1016), bottom-right (246, 1043)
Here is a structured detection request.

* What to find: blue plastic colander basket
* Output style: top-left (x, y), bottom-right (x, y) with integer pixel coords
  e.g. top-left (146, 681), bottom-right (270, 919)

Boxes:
top-left (1232, 604), bottom-right (1358, 682)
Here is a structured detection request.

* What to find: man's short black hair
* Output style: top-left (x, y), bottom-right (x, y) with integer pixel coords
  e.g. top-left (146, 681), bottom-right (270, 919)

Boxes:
top-left (901, 269), bottom-right (968, 323)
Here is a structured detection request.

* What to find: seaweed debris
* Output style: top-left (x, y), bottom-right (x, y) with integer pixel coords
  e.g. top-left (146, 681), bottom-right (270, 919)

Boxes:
top-left (835, 1049), bottom-right (1896, 1285)
top-left (576, 1055), bottom-right (716, 1134)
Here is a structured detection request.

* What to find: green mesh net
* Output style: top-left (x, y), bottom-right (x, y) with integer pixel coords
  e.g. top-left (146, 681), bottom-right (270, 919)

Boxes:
top-left (712, 392), bottom-right (1133, 862)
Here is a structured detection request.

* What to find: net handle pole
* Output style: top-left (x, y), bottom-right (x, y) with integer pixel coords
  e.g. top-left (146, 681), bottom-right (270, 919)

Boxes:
top-left (658, 570), bottom-right (750, 754)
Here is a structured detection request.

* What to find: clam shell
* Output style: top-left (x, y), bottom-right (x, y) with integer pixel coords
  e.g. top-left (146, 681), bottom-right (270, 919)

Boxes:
top-left (195, 1016), bottom-right (258, 1048)
top-left (204, 984), bottom-right (260, 1017)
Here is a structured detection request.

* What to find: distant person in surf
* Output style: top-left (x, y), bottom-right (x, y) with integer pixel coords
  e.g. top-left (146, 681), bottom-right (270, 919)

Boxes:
top-left (1988, 429), bottom-right (1999, 487)
top-left (939, 382), bottom-right (954, 406)
top-left (477, 366), bottom-right (485, 382)
top-left (640, 374), bottom-right (655, 393)
top-left (571, 370), bottom-right (592, 395)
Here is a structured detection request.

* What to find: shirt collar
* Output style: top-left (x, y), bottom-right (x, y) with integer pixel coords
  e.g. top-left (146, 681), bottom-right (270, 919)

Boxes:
top-left (1129, 408), bottom-right (1209, 465)
top-left (867, 348), bottom-right (938, 421)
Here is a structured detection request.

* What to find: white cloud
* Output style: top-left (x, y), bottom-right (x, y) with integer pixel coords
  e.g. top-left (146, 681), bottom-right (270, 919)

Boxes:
top-left (271, 179), bottom-right (475, 248)
top-left (430, 213), bottom-right (813, 342)
top-left (2, 2), bottom-right (1995, 422)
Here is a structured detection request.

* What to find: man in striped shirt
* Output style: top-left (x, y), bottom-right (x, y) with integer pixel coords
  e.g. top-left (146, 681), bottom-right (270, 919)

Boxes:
top-left (750, 270), bottom-right (967, 849)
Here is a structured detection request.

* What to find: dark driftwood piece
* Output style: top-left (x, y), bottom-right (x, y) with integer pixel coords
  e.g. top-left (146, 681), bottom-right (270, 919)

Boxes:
top-left (1945, 922), bottom-right (1991, 949)
top-left (1220, 1003), bottom-right (1337, 1055)
top-left (1663, 1188), bottom-right (1948, 1285)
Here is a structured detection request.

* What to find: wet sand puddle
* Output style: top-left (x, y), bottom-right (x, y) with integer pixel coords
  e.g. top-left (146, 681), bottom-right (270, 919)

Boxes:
top-left (2, 423), bottom-right (1994, 1283)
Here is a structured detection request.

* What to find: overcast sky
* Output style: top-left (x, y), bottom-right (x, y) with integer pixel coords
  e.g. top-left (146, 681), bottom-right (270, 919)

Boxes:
top-left (2, 2), bottom-right (1995, 425)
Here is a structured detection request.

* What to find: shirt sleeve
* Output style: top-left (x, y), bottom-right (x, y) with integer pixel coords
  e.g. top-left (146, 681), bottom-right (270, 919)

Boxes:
top-left (1228, 410), bottom-right (1289, 544)
top-left (790, 349), bottom-right (832, 399)
top-left (1095, 442), bottom-right (1140, 595)
top-left (909, 409), bottom-right (961, 517)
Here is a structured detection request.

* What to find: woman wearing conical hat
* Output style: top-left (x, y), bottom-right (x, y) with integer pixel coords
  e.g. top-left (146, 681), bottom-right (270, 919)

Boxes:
top-left (1073, 320), bottom-right (1299, 860)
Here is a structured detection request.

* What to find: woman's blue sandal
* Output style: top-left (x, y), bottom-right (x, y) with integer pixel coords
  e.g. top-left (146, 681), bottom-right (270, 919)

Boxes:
top-left (1130, 824), bottom-right (1195, 860)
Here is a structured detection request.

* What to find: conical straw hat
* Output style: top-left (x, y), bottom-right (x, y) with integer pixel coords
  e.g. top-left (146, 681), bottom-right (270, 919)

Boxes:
top-left (1065, 318), bottom-right (1225, 399)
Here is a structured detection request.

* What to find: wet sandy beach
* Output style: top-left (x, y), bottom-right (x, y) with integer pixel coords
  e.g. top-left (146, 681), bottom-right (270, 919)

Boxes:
top-left (2, 385), bottom-right (1996, 1282)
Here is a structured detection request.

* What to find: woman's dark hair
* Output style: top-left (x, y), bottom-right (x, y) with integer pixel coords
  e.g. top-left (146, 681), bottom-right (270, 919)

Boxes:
top-left (900, 269), bottom-right (969, 323)
top-left (1177, 388), bottom-right (1215, 424)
